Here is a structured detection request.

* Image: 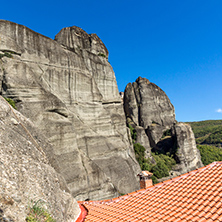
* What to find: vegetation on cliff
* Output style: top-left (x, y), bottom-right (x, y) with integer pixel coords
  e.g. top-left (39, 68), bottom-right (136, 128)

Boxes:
top-left (133, 119), bottom-right (222, 177)
top-left (3, 97), bottom-right (17, 109)
top-left (26, 200), bottom-right (55, 222)
top-left (129, 124), bottom-right (176, 184)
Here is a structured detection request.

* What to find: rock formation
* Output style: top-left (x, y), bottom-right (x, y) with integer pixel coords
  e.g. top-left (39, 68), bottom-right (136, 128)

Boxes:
top-left (124, 77), bottom-right (203, 174)
top-left (0, 96), bottom-right (80, 221)
top-left (0, 20), bottom-right (140, 201)
top-left (173, 123), bottom-right (203, 173)
top-left (0, 19), bottom-right (204, 206)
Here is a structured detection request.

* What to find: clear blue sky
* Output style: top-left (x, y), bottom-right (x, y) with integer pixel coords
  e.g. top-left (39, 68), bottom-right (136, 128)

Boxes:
top-left (1, 0), bottom-right (222, 122)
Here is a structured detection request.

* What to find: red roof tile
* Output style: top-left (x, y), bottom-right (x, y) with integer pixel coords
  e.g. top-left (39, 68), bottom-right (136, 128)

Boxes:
top-left (79, 162), bottom-right (222, 221)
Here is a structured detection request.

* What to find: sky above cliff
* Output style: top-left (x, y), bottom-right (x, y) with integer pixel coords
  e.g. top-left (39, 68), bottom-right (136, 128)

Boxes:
top-left (1, 0), bottom-right (222, 122)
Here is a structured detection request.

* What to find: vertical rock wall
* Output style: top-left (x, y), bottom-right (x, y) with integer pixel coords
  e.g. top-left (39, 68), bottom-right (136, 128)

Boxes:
top-left (0, 20), bottom-right (140, 200)
top-left (173, 123), bottom-right (203, 173)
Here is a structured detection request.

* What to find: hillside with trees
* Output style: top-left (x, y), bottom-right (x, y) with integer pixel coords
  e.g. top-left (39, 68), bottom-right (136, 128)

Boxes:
top-left (187, 120), bottom-right (222, 146)
top-left (187, 120), bottom-right (222, 165)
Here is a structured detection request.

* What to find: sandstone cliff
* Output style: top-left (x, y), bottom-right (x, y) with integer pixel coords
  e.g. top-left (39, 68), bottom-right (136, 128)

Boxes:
top-left (0, 20), bottom-right (140, 201)
top-left (0, 96), bottom-right (80, 221)
top-left (124, 77), bottom-right (203, 175)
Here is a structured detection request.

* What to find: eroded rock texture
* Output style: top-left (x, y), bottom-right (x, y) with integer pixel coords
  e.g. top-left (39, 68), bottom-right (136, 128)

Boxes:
top-left (0, 20), bottom-right (140, 200)
top-left (124, 77), bottom-right (203, 174)
top-left (0, 96), bottom-right (80, 222)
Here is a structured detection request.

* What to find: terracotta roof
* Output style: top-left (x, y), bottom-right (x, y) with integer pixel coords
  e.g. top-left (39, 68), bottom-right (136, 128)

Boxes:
top-left (78, 162), bottom-right (222, 221)
top-left (76, 204), bottom-right (88, 222)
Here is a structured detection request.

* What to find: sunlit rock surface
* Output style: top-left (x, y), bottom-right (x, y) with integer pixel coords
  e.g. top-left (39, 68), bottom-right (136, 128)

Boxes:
top-left (0, 20), bottom-right (140, 200)
top-left (0, 96), bottom-right (80, 222)
top-left (173, 122), bottom-right (203, 173)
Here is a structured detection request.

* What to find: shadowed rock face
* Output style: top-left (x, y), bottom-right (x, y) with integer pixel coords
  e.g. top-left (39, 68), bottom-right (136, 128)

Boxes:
top-left (124, 77), bottom-right (203, 174)
top-left (0, 20), bottom-right (140, 200)
top-left (124, 77), bottom-right (176, 153)
top-left (0, 96), bottom-right (80, 222)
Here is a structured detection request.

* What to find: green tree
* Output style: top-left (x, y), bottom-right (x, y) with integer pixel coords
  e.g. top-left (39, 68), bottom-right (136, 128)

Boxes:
top-left (197, 145), bottom-right (222, 165)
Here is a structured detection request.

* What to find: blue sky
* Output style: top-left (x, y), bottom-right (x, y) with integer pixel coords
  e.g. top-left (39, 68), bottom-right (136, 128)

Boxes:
top-left (1, 0), bottom-right (222, 122)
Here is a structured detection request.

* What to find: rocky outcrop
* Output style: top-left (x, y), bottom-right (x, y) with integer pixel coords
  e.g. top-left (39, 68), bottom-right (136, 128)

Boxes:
top-left (0, 96), bottom-right (80, 221)
top-left (124, 77), bottom-right (175, 130)
top-left (173, 123), bottom-right (203, 173)
top-left (124, 77), bottom-right (175, 153)
top-left (124, 77), bottom-right (203, 174)
top-left (0, 20), bottom-right (140, 201)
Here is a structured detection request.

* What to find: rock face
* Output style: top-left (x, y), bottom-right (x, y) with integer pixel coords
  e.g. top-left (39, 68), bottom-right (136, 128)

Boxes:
top-left (0, 96), bottom-right (80, 222)
top-left (173, 123), bottom-right (203, 173)
top-left (124, 77), bottom-right (175, 129)
top-left (124, 77), bottom-right (175, 155)
top-left (0, 20), bottom-right (140, 201)
top-left (124, 77), bottom-right (203, 174)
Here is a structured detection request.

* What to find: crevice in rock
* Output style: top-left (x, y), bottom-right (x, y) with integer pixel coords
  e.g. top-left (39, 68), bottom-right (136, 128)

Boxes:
top-left (47, 109), bottom-right (68, 118)
top-left (102, 100), bottom-right (121, 105)
top-left (80, 155), bottom-right (90, 200)
top-left (0, 49), bottom-right (21, 56)
top-left (145, 127), bottom-right (156, 149)
top-left (0, 66), bottom-right (7, 95)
